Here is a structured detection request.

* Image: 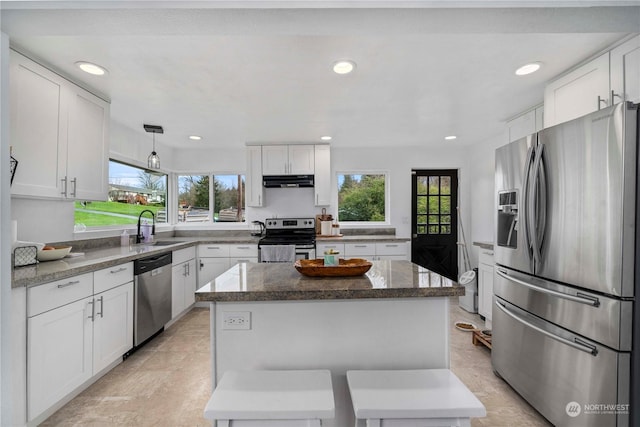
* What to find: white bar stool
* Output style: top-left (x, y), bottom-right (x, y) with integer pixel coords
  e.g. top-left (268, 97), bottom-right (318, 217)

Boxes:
top-left (346, 369), bottom-right (486, 427)
top-left (204, 369), bottom-right (335, 427)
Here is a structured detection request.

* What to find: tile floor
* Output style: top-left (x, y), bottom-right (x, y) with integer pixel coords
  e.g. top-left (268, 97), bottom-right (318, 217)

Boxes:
top-left (41, 298), bottom-right (552, 426)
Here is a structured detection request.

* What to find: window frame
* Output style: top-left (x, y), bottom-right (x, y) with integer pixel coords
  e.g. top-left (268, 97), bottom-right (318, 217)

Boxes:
top-left (336, 170), bottom-right (390, 226)
top-left (174, 171), bottom-right (247, 226)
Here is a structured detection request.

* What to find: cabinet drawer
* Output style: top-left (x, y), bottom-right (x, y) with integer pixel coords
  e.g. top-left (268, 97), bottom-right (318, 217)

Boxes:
top-left (173, 246), bottom-right (196, 265)
top-left (316, 243), bottom-right (345, 255)
top-left (229, 244), bottom-right (258, 258)
top-left (376, 242), bottom-right (407, 256)
top-left (28, 273), bottom-right (93, 317)
top-left (479, 250), bottom-right (494, 266)
top-left (198, 244), bottom-right (230, 257)
top-left (94, 262), bottom-right (133, 294)
top-left (345, 243), bottom-right (376, 256)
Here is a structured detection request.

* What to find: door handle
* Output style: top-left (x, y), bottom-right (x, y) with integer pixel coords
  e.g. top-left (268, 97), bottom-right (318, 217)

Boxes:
top-left (70, 177), bottom-right (77, 197)
top-left (57, 280), bottom-right (80, 289)
top-left (496, 269), bottom-right (600, 307)
top-left (96, 296), bottom-right (104, 318)
top-left (61, 177), bottom-right (68, 197)
top-left (495, 301), bottom-right (598, 356)
top-left (88, 300), bottom-right (95, 321)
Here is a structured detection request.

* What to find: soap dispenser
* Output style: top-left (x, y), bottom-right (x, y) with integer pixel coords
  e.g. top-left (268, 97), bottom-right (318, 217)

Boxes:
top-left (121, 229), bottom-right (129, 247)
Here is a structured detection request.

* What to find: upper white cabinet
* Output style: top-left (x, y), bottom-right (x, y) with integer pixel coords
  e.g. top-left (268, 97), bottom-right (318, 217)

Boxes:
top-left (10, 50), bottom-right (109, 200)
top-left (314, 144), bottom-right (331, 206)
top-left (246, 146), bottom-right (264, 207)
top-left (544, 52), bottom-right (610, 128)
top-left (262, 144), bottom-right (314, 175)
top-left (506, 105), bottom-right (543, 143)
top-left (611, 35), bottom-right (640, 104)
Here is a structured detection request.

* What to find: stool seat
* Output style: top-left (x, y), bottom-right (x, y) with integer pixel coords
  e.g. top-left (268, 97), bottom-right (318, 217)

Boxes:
top-left (205, 370), bottom-right (335, 425)
top-left (347, 369), bottom-right (486, 427)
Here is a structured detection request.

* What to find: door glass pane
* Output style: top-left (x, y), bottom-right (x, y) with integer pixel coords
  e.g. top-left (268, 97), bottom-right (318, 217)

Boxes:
top-left (428, 196), bottom-right (440, 214)
top-left (440, 196), bottom-right (451, 214)
top-left (428, 215), bottom-right (439, 224)
top-left (440, 176), bottom-right (451, 195)
top-left (417, 177), bottom-right (429, 195)
top-left (417, 225), bottom-right (426, 234)
top-left (417, 214), bottom-right (427, 225)
top-left (441, 225), bottom-right (451, 234)
top-left (441, 215), bottom-right (451, 224)
top-left (428, 177), bottom-right (440, 195)
top-left (417, 196), bottom-right (427, 214)
top-left (428, 225), bottom-right (439, 234)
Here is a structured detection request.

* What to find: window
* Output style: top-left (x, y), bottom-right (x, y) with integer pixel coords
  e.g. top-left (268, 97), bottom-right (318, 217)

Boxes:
top-left (177, 174), bottom-right (245, 223)
top-left (74, 160), bottom-right (167, 228)
top-left (337, 173), bottom-right (387, 222)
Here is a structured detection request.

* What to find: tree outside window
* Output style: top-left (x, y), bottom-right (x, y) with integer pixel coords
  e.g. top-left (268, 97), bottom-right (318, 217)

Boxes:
top-left (177, 174), bottom-right (245, 222)
top-left (338, 174), bottom-right (386, 222)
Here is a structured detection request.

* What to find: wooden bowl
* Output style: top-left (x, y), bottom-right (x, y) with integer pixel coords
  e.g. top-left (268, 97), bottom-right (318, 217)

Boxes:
top-left (294, 258), bottom-right (372, 277)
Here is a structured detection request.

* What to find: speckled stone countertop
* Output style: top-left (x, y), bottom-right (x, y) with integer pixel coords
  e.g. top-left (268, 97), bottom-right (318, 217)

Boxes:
top-left (195, 260), bottom-right (463, 302)
top-left (11, 236), bottom-right (259, 289)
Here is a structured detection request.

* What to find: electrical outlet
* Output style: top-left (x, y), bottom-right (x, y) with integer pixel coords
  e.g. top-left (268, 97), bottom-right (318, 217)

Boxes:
top-left (222, 311), bottom-right (251, 330)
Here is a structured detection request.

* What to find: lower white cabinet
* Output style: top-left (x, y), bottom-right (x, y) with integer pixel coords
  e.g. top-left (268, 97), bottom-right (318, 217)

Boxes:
top-left (342, 241), bottom-right (409, 261)
top-left (27, 265), bottom-right (133, 422)
top-left (172, 252), bottom-right (197, 318)
top-left (197, 244), bottom-right (257, 288)
top-left (478, 250), bottom-right (495, 321)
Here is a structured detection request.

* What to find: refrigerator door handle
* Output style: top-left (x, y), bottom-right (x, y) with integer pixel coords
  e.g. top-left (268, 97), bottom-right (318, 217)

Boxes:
top-left (529, 142), bottom-right (545, 267)
top-left (496, 268), bottom-right (601, 307)
top-left (494, 301), bottom-right (599, 356)
top-left (522, 144), bottom-right (536, 262)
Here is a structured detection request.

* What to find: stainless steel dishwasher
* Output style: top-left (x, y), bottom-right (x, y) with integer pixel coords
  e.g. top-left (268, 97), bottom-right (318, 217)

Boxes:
top-left (134, 252), bottom-right (172, 347)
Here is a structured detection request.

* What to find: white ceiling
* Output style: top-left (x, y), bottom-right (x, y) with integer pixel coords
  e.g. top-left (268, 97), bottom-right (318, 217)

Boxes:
top-left (1, 2), bottom-right (639, 149)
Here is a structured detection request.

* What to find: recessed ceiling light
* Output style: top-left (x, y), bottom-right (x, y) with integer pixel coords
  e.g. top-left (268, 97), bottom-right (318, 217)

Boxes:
top-left (75, 61), bottom-right (107, 76)
top-left (320, 136), bottom-right (332, 141)
top-left (445, 135), bottom-right (457, 141)
top-left (515, 62), bottom-right (542, 76)
top-left (189, 135), bottom-right (202, 141)
top-left (333, 60), bottom-right (356, 75)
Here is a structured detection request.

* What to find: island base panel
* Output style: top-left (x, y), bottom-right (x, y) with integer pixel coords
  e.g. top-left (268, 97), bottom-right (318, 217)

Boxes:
top-left (211, 297), bottom-right (450, 427)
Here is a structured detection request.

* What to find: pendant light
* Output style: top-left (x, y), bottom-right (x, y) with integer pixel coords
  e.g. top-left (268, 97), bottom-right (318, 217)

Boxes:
top-left (144, 124), bottom-right (163, 169)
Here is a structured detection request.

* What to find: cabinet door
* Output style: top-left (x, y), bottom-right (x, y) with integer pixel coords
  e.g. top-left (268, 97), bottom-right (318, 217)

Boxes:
top-left (10, 50), bottom-right (67, 198)
top-left (184, 259), bottom-right (197, 307)
top-left (314, 145), bottom-right (331, 206)
top-left (93, 282), bottom-right (133, 373)
top-left (289, 145), bottom-right (315, 175)
top-left (478, 251), bottom-right (495, 320)
top-left (172, 263), bottom-right (187, 318)
top-left (506, 109), bottom-right (536, 143)
top-left (28, 297), bottom-right (93, 420)
top-left (262, 145), bottom-right (288, 175)
top-left (611, 35), bottom-right (640, 104)
top-left (344, 243), bottom-right (376, 261)
top-left (316, 242), bottom-right (345, 256)
top-left (197, 257), bottom-right (230, 288)
top-left (246, 146), bottom-right (264, 207)
top-left (67, 88), bottom-right (109, 201)
top-left (543, 52), bottom-right (610, 127)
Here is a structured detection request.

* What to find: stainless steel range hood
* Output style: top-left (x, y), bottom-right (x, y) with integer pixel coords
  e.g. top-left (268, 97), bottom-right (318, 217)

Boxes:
top-left (263, 175), bottom-right (314, 188)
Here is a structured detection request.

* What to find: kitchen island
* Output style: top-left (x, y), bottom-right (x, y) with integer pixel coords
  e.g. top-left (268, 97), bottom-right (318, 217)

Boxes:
top-left (196, 260), bottom-right (463, 427)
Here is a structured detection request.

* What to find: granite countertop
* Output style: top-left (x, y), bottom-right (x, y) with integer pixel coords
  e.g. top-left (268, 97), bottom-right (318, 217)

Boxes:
top-left (12, 236), bottom-right (260, 289)
top-left (195, 260), bottom-right (463, 302)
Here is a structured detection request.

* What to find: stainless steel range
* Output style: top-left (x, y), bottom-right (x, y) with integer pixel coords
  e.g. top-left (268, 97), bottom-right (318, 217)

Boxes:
top-left (258, 218), bottom-right (316, 262)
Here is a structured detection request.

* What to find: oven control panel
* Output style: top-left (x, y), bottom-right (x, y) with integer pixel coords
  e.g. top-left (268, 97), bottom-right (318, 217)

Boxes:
top-left (265, 218), bottom-right (315, 229)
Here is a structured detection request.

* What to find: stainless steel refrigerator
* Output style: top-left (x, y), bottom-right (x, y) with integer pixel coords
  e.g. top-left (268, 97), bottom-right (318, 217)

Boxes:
top-left (492, 102), bottom-right (638, 427)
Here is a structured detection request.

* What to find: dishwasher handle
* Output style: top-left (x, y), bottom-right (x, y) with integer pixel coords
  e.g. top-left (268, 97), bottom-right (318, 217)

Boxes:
top-left (134, 252), bottom-right (173, 275)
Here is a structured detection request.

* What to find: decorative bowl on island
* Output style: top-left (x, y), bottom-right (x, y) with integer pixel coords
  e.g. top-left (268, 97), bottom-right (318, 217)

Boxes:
top-left (294, 258), bottom-right (372, 277)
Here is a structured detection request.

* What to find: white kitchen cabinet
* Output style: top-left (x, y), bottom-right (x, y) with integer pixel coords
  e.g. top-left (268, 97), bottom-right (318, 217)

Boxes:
top-left (93, 282), bottom-right (134, 374)
top-left (342, 242), bottom-right (408, 261)
top-left (246, 145), bottom-right (264, 207)
top-left (10, 50), bottom-right (109, 200)
top-left (316, 242), bottom-right (345, 256)
top-left (262, 144), bottom-right (314, 175)
top-left (345, 243), bottom-right (376, 261)
top-left (478, 250), bottom-right (495, 322)
top-left (172, 260), bottom-right (197, 318)
top-left (375, 242), bottom-right (408, 260)
top-left (28, 295), bottom-right (93, 421)
top-left (611, 35), bottom-right (640, 104)
top-left (197, 244), bottom-right (257, 288)
top-left (27, 264), bottom-right (134, 423)
top-left (314, 144), bottom-right (331, 206)
top-left (506, 105), bottom-right (543, 143)
top-left (544, 52), bottom-right (610, 128)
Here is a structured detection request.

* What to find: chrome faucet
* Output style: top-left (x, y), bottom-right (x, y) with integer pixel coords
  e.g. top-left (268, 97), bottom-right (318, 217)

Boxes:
top-left (136, 209), bottom-right (156, 244)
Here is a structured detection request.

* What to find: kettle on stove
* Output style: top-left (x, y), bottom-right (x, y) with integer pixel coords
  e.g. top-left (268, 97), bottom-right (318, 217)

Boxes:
top-left (251, 221), bottom-right (265, 236)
